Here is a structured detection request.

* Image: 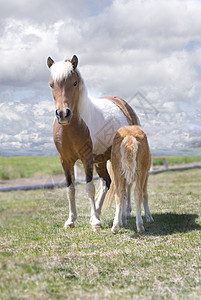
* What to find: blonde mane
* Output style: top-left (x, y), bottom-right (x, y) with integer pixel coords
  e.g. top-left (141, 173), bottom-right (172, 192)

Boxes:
top-left (50, 60), bottom-right (73, 82)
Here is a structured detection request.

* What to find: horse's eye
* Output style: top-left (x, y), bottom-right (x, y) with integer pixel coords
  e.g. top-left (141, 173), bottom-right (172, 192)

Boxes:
top-left (49, 82), bottom-right (54, 88)
top-left (73, 81), bottom-right (77, 87)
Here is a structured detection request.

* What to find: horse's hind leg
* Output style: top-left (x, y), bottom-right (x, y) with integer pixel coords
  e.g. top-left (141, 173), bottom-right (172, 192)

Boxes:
top-left (84, 160), bottom-right (101, 230)
top-left (143, 174), bottom-right (154, 223)
top-left (95, 162), bottom-right (111, 217)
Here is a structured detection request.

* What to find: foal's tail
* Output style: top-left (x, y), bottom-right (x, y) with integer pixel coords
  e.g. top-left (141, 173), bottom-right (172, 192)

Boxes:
top-left (120, 135), bottom-right (138, 185)
top-left (102, 136), bottom-right (138, 213)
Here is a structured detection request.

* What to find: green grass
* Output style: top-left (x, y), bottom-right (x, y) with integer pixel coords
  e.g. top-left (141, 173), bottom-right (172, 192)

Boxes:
top-left (0, 156), bottom-right (63, 180)
top-left (1, 155), bottom-right (201, 180)
top-left (152, 155), bottom-right (201, 166)
top-left (0, 169), bottom-right (201, 299)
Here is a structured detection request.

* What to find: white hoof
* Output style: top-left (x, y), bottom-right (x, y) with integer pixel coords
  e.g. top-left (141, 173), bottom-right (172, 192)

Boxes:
top-left (145, 214), bottom-right (154, 223)
top-left (137, 224), bottom-right (145, 233)
top-left (111, 224), bottom-right (120, 234)
top-left (91, 216), bottom-right (101, 231)
top-left (92, 223), bottom-right (102, 231)
top-left (64, 220), bottom-right (75, 228)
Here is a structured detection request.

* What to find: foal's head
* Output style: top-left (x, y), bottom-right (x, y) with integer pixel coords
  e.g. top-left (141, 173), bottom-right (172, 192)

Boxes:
top-left (47, 55), bottom-right (81, 125)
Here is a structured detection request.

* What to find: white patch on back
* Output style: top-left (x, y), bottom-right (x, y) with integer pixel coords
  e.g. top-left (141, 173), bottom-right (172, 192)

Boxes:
top-left (79, 96), bottom-right (129, 155)
top-left (51, 60), bottom-right (73, 82)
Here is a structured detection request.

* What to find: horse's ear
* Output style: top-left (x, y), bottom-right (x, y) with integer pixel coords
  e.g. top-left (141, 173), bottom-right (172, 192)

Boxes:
top-left (71, 55), bottom-right (78, 69)
top-left (47, 57), bottom-right (55, 68)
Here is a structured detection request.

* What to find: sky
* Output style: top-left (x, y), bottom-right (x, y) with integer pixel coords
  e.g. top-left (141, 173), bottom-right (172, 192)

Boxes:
top-left (0, 0), bottom-right (201, 156)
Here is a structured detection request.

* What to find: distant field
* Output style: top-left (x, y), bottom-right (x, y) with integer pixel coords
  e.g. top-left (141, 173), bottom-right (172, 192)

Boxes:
top-left (0, 155), bottom-right (201, 180)
top-left (0, 156), bottom-right (62, 180)
top-left (152, 155), bottom-right (201, 166)
top-left (0, 169), bottom-right (200, 299)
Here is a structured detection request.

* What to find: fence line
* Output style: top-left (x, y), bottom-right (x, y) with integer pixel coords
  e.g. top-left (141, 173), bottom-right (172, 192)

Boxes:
top-left (0, 163), bottom-right (201, 192)
top-left (149, 164), bottom-right (201, 174)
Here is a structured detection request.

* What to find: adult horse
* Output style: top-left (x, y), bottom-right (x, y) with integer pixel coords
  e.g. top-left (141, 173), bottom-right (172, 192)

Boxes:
top-left (47, 55), bottom-right (140, 230)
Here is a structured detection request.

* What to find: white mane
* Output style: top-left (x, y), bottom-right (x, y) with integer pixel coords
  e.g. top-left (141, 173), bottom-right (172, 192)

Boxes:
top-left (51, 60), bottom-right (73, 82)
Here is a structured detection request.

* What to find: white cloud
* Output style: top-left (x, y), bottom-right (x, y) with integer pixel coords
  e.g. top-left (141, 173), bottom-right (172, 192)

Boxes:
top-left (0, 99), bottom-right (56, 155)
top-left (0, 0), bottom-right (201, 156)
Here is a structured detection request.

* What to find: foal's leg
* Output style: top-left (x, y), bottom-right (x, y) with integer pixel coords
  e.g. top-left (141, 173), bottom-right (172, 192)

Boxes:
top-left (112, 192), bottom-right (122, 233)
top-left (126, 184), bottom-right (132, 219)
top-left (62, 163), bottom-right (77, 228)
top-left (95, 162), bottom-right (111, 217)
top-left (84, 161), bottom-right (101, 230)
top-left (134, 178), bottom-right (145, 233)
top-left (112, 179), bottom-right (125, 233)
top-left (143, 174), bottom-right (154, 223)
top-left (120, 184), bottom-right (132, 226)
top-left (121, 188), bottom-right (128, 226)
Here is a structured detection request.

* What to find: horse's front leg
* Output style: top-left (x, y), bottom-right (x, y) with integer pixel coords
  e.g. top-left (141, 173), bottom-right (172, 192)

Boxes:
top-left (84, 161), bottom-right (101, 230)
top-left (62, 163), bottom-right (77, 228)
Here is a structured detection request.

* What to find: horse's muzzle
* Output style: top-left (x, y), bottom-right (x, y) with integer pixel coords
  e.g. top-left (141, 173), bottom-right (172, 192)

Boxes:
top-left (56, 109), bottom-right (73, 125)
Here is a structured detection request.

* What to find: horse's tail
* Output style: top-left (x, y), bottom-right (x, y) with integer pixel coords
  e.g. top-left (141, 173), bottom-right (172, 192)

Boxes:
top-left (102, 161), bottom-right (115, 213)
top-left (120, 135), bottom-right (138, 185)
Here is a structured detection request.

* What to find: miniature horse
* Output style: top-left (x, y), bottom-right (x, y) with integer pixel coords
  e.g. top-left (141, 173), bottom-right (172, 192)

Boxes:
top-left (104, 125), bottom-right (154, 233)
top-left (47, 55), bottom-right (140, 230)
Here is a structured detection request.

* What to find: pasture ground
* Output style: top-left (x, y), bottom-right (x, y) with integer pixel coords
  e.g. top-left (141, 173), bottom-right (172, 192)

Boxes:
top-left (0, 169), bottom-right (201, 299)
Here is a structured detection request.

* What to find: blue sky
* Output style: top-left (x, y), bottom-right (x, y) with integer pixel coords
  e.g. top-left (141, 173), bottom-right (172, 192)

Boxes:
top-left (0, 0), bottom-right (201, 156)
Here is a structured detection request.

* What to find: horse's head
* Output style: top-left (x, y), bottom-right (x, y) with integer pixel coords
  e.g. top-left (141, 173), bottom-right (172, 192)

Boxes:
top-left (47, 55), bottom-right (80, 125)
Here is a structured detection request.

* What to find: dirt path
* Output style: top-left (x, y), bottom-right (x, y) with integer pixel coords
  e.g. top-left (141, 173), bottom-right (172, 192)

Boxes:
top-left (0, 174), bottom-right (65, 189)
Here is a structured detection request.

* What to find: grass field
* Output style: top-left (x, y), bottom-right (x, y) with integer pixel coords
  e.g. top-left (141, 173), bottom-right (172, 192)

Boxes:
top-left (152, 155), bottom-right (201, 167)
top-left (0, 169), bottom-right (200, 299)
top-left (0, 156), bottom-right (62, 179)
top-left (1, 155), bottom-right (201, 180)
top-left (0, 156), bottom-right (62, 180)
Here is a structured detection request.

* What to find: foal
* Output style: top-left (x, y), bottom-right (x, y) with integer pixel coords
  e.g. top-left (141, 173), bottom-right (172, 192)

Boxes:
top-left (109, 125), bottom-right (154, 233)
